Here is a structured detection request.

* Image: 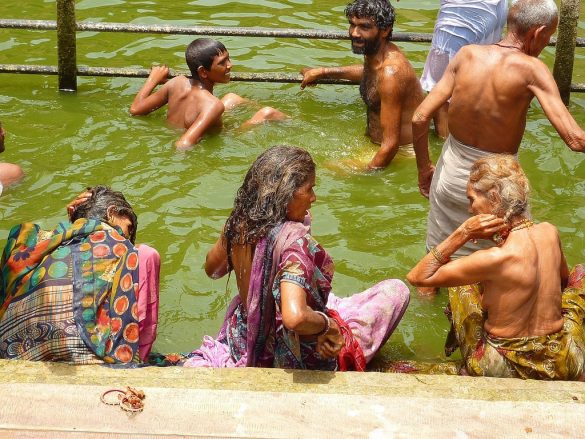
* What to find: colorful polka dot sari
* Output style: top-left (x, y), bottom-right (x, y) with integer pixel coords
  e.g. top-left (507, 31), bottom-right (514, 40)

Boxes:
top-left (0, 218), bottom-right (140, 364)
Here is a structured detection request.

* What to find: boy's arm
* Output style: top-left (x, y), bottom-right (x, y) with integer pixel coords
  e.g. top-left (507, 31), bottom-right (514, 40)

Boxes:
top-left (130, 65), bottom-right (170, 116)
top-left (300, 65), bottom-right (363, 89)
top-left (175, 98), bottom-right (225, 149)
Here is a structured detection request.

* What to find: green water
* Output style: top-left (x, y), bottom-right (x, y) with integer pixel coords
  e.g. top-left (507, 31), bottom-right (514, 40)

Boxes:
top-left (0, 1), bottom-right (584, 361)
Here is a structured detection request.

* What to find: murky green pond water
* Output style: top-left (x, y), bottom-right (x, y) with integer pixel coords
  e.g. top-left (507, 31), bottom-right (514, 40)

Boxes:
top-left (0, 1), bottom-right (584, 361)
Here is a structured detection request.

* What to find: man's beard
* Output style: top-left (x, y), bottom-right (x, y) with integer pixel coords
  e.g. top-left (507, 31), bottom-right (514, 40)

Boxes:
top-left (351, 37), bottom-right (380, 55)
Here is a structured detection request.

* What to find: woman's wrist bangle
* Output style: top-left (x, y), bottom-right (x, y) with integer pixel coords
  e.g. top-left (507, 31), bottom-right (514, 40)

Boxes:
top-left (430, 246), bottom-right (450, 265)
top-left (315, 311), bottom-right (330, 336)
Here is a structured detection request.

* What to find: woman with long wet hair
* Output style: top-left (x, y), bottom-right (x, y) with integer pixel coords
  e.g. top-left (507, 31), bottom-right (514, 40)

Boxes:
top-left (185, 145), bottom-right (410, 370)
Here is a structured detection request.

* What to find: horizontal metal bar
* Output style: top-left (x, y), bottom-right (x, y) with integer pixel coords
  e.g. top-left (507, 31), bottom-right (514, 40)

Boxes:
top-left (1, 64), bottom-right (584, 91)
top-left (0, 19), bottom-right (425, 42)
top-left (0, 64), bottom-right (358, 84)
top-left (1, 19), bottom-right (584, 46)
top-left (0, 19), bottom-right (57, 31)
top-left (79, 66), bottom-right (357, 84)
top-left (0, 64), bottom-right (58, 74)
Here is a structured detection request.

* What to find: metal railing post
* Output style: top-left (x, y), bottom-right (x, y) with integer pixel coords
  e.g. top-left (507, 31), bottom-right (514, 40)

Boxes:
top-left (56, 0), bottom-right (77, 91)
top-left (553, 0), bottom-right (580, 105)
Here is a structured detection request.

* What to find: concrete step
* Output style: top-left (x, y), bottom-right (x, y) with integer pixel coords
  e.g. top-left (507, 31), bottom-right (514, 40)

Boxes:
top-left (0, 360), bottom-right (584, 438)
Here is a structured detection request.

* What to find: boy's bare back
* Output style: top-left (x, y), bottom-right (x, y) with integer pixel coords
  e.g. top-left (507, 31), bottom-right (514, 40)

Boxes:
top-left (164, 75), bottom-right (224, 130)
top-left (130, 65), bottom-right (225, 148)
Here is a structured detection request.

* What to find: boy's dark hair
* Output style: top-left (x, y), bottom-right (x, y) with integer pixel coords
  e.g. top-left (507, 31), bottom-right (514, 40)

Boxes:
top-left (185, 38), bottom-right (227, 79)
top-left (345, 0), bottom-right (396, 40)
top-left (70, 185), bottom-right (138, 244)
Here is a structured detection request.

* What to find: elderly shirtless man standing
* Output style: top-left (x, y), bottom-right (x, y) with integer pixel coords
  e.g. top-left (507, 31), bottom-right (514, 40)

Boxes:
top-left (414, 0), bottom-right (585, 259)
top-left (300, 0), bottom-right (423, 169)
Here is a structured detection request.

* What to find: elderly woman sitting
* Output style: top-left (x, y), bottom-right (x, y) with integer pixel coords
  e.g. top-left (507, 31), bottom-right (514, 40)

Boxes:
top-left (184, 145), bottom-right (410, 370)
top-left (0, 186), bottom-right (160, 364)
top-left (407, 155), bottom-right (585, 380)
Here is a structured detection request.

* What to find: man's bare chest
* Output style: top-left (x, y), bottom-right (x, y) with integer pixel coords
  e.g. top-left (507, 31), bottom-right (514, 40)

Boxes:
top-left (359, 67), bottom-right (381, 112)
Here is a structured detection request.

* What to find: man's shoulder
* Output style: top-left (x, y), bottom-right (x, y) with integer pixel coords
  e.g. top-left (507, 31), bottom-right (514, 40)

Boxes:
top-left (380, 47), bottom-right (417, 76)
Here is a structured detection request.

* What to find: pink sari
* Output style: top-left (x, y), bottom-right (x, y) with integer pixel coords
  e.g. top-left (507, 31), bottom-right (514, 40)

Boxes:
top-left (184, 221), bottom-right (409, 369)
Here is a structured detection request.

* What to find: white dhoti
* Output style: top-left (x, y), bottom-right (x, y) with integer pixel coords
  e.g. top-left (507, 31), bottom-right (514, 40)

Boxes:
top-left (426, 135), bottom-right (518, 258)
top-left (421, 0), bottom-right (507, 92)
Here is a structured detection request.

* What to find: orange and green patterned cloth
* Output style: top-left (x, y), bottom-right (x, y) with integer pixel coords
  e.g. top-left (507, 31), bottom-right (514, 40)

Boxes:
top-left (446, 264), bottom-right (585, 380)
top-left (0, 218), bottom-right (140, 364)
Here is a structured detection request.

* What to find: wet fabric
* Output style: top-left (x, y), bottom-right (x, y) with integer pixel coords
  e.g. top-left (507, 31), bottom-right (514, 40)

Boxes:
top-left (426, 134), bottom-right (521, 258)
top-left (137, 244), bottom-right (160, 361)
top-left (446, 265), bottom-right (585, 380)
top-left (421, 0), bottom-right (507, 92)
top-left (184, 221), bottom-right (409, 369)
top-left (0, 219), bottom-right (141, 364)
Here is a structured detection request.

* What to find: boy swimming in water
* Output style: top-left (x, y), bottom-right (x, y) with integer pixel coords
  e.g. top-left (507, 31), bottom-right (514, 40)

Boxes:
top-left (130, 38), bottom-right (287, 149)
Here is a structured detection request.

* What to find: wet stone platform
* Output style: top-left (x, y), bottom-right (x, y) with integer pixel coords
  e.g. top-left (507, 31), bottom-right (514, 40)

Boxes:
top-left (0, 359), bottom-right (584, 438)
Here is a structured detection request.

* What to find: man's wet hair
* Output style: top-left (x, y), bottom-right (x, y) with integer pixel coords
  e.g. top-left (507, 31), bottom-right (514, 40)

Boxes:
top-left (70, 185), bottom-right (138, 243)
top-left (185, 38), bottom-right (227, 80)
top-left (508, 0), bottom-right (558, 36)
top-left (345, 0), bottom-right (396, 40)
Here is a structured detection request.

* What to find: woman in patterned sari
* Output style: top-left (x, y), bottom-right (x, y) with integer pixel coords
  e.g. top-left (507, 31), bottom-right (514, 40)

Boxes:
top-left (184, 145), bottom-right (409, 370)
top-left (407, 155), bottom-right (585, 380)
top-left (0, 186), bottom-right (160, 364)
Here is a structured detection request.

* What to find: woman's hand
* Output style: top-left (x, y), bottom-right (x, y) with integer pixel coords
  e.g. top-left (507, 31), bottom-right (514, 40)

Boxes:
top-left (66, 190), bottom-right (92, 221)
top-left (459, 214), bottom-right (507, 242)
top-left (316, 319), bottom-right (345, 359)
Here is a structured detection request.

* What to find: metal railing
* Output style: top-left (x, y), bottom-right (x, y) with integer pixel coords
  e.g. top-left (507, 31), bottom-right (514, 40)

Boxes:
top-left (0, 0), bottom-right (583, 102)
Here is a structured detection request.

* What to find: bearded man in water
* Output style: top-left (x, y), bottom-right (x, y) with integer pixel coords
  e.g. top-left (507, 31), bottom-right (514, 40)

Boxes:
top-left (300, 0), bottom-right (423, 169)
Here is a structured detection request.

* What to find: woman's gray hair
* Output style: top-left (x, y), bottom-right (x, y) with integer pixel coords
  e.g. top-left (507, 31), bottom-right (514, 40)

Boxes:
top-left (70, 185), bottom-right (137, 243)
top-left (509, 0), bottom-right (558, 36)
top-left (224, 145), bottom-right (315, 250)
top-left (469, 155), bottom-right (530, 223)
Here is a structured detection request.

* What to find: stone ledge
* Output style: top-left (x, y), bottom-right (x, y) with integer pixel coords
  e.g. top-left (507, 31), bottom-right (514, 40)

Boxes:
top-left (1, 359), bottom-right (584, 404)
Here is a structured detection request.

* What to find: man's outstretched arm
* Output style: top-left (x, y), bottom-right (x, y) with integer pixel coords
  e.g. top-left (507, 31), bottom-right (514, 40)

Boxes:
top-left (130, 65), bottom-right (170, 116)
top-left (530, 60), bottom-right (585, 153)
top-left (300, 65), bottom-right (363, 89)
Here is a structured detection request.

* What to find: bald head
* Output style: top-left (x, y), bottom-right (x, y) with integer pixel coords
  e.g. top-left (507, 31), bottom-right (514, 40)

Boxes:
top-left (508, 0), bottom-right (558, 36)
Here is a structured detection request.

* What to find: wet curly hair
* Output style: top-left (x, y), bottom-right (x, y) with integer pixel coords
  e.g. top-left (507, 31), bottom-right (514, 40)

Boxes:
top-left (223, 145), bottom-right (315, 251)
top-left (345, 0), bottom-right (396, 40)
